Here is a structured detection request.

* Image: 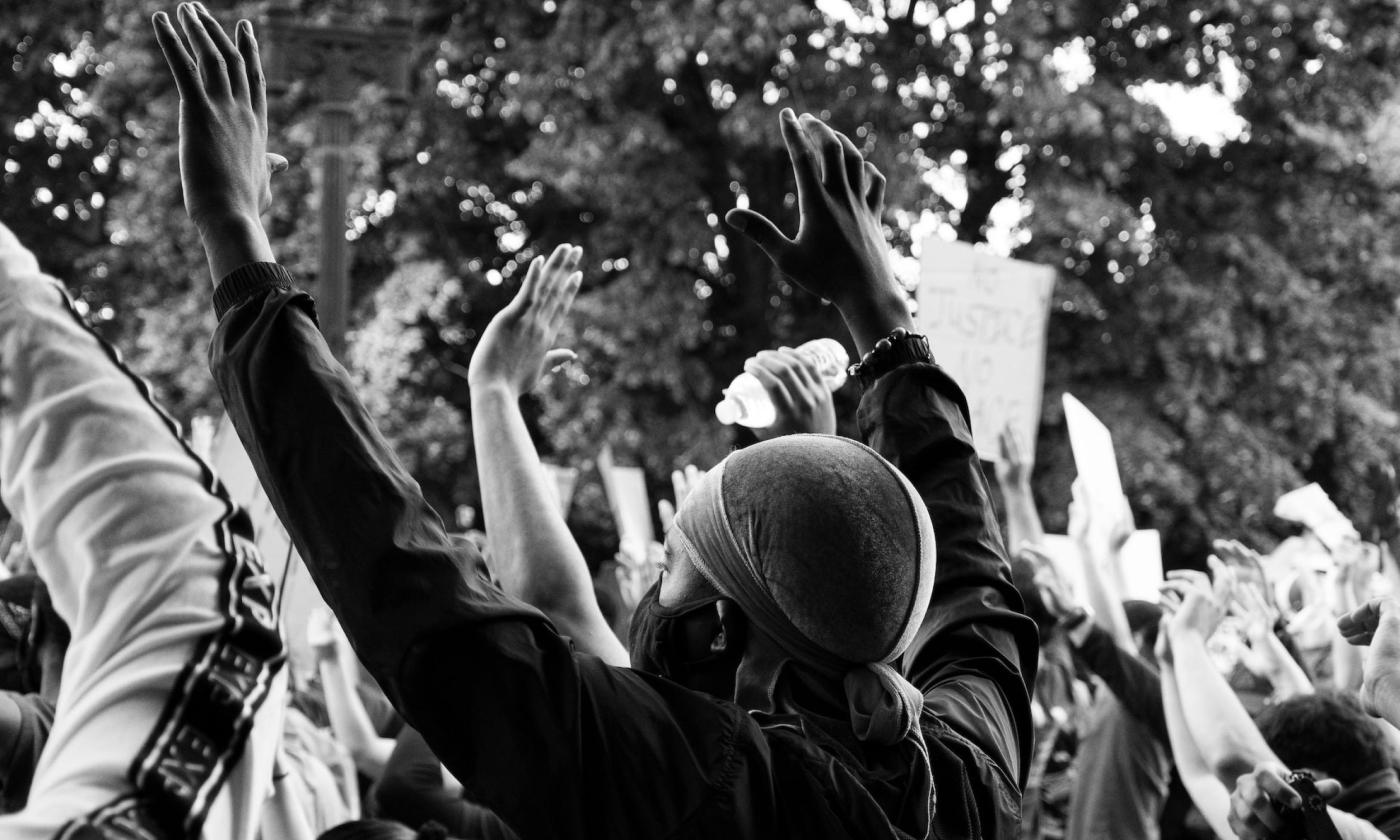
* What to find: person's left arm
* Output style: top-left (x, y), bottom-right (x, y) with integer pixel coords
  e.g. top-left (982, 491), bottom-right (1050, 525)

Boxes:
top-left (1068, 620), bottom-right (1167, 743)
top-left (1164, 573), bottom-right (1277, 786)
top-left (466, 245), bottom-right (628, 666)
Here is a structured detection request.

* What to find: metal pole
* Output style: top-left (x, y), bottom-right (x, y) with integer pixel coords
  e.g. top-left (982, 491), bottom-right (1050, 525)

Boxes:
top-left (317, 103), bottom-right (353, 358)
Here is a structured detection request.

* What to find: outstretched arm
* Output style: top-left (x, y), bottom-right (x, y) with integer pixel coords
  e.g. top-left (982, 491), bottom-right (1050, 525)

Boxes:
top-left (1163, 572), bottom-right (1275, 786)
top-left (160, 10), bottom-right (773, 838)
top-left (994, 425), bottom-right (1045, 552)
top-left (467, 244), bottom-right (628, 666)
top-left (727, 110), bottom-right (1036, 820)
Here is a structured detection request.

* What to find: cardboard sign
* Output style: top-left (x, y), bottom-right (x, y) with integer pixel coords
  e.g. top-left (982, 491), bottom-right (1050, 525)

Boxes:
top-left (210, 415), bottom-right (327, 684)
top-left (597, 446), bottom-right (654, 554)
top-left (1119, 529), bottom-right (1164, 602)
top-left (540, 463), bottom-right (579, 518)
top-left (1274, 483), bottom-right (1359, 552)
top-left (1037, 531), bottom-right (1162, 604)
top-left (1062, 393), bottom-right (1124, 513)
top-left (1037, 535), bottom-right (1089, 604)
top-left (916, 238), bottom-right (1055, 462)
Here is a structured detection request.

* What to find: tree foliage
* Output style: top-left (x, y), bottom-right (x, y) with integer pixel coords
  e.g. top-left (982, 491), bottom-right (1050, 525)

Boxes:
top-left (6, 0), bottom-right (1400, 567)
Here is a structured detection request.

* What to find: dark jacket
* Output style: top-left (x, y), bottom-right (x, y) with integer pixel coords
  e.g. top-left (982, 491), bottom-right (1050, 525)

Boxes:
top-left (209, 263), bottom-right (1036, 839)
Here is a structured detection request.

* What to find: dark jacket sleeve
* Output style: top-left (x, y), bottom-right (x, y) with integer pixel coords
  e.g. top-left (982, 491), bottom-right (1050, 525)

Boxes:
top-left (857, 363), bottom-right (1037, 795)
top-left (208, 265), bottom-right (767, 840)
top-left (375, 727), bottom-right (517, 840)
top-left (1071, 622), bottom-right (1168, 744)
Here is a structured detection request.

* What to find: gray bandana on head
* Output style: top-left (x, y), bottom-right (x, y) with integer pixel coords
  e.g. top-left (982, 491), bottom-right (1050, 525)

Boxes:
top-left (671, 434), bottom-right (936, 835)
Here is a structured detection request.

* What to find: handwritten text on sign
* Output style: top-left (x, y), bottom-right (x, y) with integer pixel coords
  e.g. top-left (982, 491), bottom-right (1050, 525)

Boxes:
top-left (916, 238), bottom-right (1056, 462)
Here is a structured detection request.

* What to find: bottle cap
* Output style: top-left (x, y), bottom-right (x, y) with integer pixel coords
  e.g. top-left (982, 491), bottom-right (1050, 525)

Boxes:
top-left (715, 397), bottom-right (742, 425)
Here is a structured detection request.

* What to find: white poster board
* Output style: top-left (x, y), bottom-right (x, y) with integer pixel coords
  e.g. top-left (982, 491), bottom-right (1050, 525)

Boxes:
top-left (1119, 529), bottom-right (1164, 602)
top-left (540, 463), bottom-right (579, 517)
top-left (916, 238), bottom-right (1055, 462)
top-left (1274, 483), bottom-right (1359, 552)
top-left (210, 415), bottom-right (327, 684)
top-left (597, 446), bottom-right (654, 553)
top-left (1063, 393), bottom-right (1124, 513)
top-left (1038, 531), bottom-right (1162, 604)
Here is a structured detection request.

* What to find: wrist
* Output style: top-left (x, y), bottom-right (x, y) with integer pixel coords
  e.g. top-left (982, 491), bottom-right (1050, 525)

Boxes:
top-left (197, 212), bottom-right (273, 282)
top-left (839, 291), bottom-right (914, 356)
top-left (468, 377), bottom-right (522, 401)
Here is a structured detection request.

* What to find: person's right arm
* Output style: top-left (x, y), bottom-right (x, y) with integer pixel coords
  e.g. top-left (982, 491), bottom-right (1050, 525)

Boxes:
top-left (159, 10), bottom-right (760, 838)
top-left (1338, 597), bottom-right (1400, 728)
top-left (726, 109), bottom-right (1037, 823)
top-left (993, 425), bottom-right (1044, 552)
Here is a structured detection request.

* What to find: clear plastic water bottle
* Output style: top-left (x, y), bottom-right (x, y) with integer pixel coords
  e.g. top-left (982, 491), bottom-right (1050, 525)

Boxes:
top-left (714, 338), bottom-right (849, 428)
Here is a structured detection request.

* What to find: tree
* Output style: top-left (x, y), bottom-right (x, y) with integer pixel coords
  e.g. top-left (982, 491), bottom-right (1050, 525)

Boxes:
top-left (7, 0), bottom-right (1400, 568)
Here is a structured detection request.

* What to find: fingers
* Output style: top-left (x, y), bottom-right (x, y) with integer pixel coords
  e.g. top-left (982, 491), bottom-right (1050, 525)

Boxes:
top-left (1229, 769), bottom-right (1290, 839)
top-left (195, 3), bottom-right (247, 99)
top-left (542, 348), bottom-right (576, 371)
top-left (833, 129), bottom-right (866, 196)
top-left (152, 10), bottom-right (202, 103)
top-left (1338, 598), bottom-right (1386, 645)
top-left (1252, 765), bottom-right (1303, 810)
top-left (778, 107), bottom-right (821, 207)
top-left (745, 356), bottom-right (798, 417)
top-left (1166, 568), bottom-right (1212, 594)
top-left (865, 161), bottom-right (886, 211)
top-left (236, 19), bottom-right (267, 125)
top-left (178, 3), bottom-right (230, 97)
top-left (724, 208), bottom-right (793, 264)
top-left (513, 255), bottom-right (545, 311)
top-left (537, 245), bottom-right (583, 326)
top-left (657, 499), bottom-right (677, 533)
top-left (799, 114), bottom-right (849, 193)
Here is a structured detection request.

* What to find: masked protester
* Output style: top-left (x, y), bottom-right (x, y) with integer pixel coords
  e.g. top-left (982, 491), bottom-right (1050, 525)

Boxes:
top-left (153, 6), bottom-right (1035, 837)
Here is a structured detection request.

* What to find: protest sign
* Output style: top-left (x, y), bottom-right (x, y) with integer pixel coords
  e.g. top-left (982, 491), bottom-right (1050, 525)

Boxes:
top-left (211, 415), bottom-right (325, 682)
top-left (541, 462), bottom-right (579, 517)
top-left (1062, 393), bottom-right (1124, 513)
top-left (1119, 529), bottom-right (1164, 602)
top-left (1038, 531), bottom-right (1162, 604)
top-left (1274, 483), bottom-right (1360, 552)
top-left (598, 445), bottom-right (655, 553)
top-left (916, 237), bottom-right (1055, 463)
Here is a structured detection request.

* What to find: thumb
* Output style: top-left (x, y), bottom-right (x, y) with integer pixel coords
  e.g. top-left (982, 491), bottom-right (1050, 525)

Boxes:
top-left (266, 153), bottom-right (289, 175)
top-left (1314, 778), bottom-right (1344, 800)
top-left (543, 348), bottom-right (576, 371)
top-left (725, 208), bottom-right (792, 263)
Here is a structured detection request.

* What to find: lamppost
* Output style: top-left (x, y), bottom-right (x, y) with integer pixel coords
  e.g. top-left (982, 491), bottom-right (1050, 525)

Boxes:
top-left (261, 2), bottom-right (411, 358)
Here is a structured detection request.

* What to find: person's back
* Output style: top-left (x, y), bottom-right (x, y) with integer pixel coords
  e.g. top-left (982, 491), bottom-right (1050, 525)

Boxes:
top-left (147, 13), bottom-right (1036, 832)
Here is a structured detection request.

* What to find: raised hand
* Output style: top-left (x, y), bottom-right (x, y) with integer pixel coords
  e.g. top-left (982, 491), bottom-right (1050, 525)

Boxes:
top-left (726, 109), bottom-right (911, 352)
top-left (468, 245), bottom-right (583, 397)
top-left (994, 424), bottom-right (1033, 489)
top-left (746, 348), bottom-right (837, 439)
top-left (1019, 545), bottom-right (1080, 621)
top-left (1337, 597), bottom-right (1400, 724)
top-left (1161, 569), bottom-right (1227, 640)
top-left (614, 540), bottom-right (666, 615)
top-left (152, 4), bottom-right (285, 277)
top-left (1228, 762), bottom-right (1341, 840)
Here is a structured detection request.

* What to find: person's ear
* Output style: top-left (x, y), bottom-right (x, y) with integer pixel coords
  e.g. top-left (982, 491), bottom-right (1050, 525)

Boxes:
top-left (712, 599), bottom-right (746, 654)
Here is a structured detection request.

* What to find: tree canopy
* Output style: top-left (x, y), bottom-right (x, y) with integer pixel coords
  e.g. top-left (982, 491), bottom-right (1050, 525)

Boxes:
top-left (6, 0), bottom-right (1400, 568)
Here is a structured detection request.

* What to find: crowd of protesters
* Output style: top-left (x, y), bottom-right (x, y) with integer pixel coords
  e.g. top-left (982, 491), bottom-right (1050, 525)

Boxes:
top-left (0, 3), bottom-right (1398, 838)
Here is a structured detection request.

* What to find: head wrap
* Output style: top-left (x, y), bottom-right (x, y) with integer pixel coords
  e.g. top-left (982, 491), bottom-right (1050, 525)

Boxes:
top-left (670, 433), bottom-right (935, 743)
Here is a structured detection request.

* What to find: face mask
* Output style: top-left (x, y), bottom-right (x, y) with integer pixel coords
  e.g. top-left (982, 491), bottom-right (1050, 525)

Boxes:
top-left (628, 579), bottom-right (741, 698)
